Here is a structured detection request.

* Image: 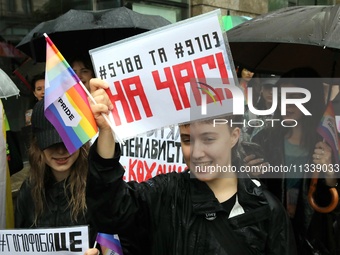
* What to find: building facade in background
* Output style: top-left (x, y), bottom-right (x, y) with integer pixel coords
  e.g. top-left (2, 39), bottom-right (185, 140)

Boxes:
top-left (192, 0), bottom-right (338, 17)
top-left (1, 0), bottom-right (338, 53)
top-left (0, 0), bottom-right (189, 45)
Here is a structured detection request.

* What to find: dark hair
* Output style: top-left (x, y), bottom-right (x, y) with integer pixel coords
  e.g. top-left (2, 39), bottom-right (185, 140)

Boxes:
top-left (237, 66), bottom-right (254, 78)
top-left (273, 67), bottom-right (325, 149)
top-left (28, 137), bottom-right (89, 225)
top-left (31, 73), bottom-right (45, 91)
top-left (70, 54), bottom-right (94, 72)
top-left (255, 76), bottom-right (279, 109)
top-left (237, 66), bottom-right (243, 78)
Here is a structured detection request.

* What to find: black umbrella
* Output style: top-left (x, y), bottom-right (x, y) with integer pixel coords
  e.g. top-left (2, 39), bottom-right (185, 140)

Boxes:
top-left (16, 7), bottom-right (171, 62)
top-left (227, 5), bottom-right (340, 78)
top-left (228, 5), bottom-right (340, 213)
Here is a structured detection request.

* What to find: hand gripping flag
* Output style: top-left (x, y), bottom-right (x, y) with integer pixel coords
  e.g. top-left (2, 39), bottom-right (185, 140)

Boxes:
top-left (44, 34), bottom-right (98, 154)
top-left (96, 233), bottom-right (123, 255)
top-left (317, 101), bottom-right (340, 164)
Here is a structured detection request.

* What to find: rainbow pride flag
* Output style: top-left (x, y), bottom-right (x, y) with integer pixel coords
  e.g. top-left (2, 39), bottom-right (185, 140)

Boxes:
top-left (317, 101), bottom-right (340, 164)
top-left (96, 233), bottom-right (123, 255)
top-left (44, 34), bottom-right (98, 154)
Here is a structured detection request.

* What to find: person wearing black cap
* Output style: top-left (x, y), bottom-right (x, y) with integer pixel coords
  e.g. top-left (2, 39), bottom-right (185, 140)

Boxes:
top-left (241, 75), bottom-right (280, 142)
top-left (15, 85), bottom-right (140, 255)
top-left (251, 76), bottom-right (280, 140)
top-left (255, 76), bottom-right (280, 111)
top-left (15, 99), bottom-right (91, 236)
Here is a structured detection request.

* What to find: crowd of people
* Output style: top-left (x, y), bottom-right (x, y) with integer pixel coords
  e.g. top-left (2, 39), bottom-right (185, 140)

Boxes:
top-left (86, 68), bottom-right (339, 254)
top-left (9, 63), bottom-right (339, 255)
top-left (3, 22), bottom-right (339, 255)
top-left (244, 67), bottom-right (339, 254)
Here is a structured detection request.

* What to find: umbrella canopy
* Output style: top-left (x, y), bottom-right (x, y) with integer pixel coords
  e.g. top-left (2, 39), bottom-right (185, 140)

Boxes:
top-left (0, 69), bottom-right (20, 99)
top-left (222, 15), bottom-right (252, 31)
top-left (227, 5), bottom-right (340, 78)
top-left (16, 7), bottom-right (171, 62)
top-left (13, 58), bottom-right (45, 91)
top-left (0, 41), bottom-right (24, 58)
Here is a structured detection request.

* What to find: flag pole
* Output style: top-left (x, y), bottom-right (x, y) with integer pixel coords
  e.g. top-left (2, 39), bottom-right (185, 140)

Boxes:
top-left (43, 33), bottom-right (124, 145)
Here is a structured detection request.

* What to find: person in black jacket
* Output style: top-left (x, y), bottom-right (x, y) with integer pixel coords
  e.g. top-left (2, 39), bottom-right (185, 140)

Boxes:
top-left (16, 99), bottom-right (89, 225)
top-left (244, 67), bottom-right (339, 254)
top-left (84, 78), bottom-right (297, 255)
top-left (15, 92), bottom-right (140, 255)
top-left (15, 99), bottom-right (91, 235)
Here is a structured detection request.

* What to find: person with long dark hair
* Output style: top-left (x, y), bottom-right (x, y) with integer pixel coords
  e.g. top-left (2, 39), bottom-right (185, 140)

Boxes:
top-left (242, 75), bottom-right (280, 141)
top-left (71, 54), bottom-right (95, 91)
top-left (237, 66), bottom-right (255, 105)
top-left (15, 99), bottom-right (90, 228)
top-left (245, 67), bottom-right (339, 254)
top-left (15, 92), bottom-right (141, 255)
top-left (24, 73), bottom-right (45, 126)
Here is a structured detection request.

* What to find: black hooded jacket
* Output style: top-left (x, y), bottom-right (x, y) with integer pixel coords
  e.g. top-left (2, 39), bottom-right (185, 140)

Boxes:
top-left (15, 176), bottom-right (87, 228)
top-left (14, 174), bottom-right (98, 247)
top-left (252, 129), bottom-right (340, 255)
top-left (86, 143), bottom-right (297, 255)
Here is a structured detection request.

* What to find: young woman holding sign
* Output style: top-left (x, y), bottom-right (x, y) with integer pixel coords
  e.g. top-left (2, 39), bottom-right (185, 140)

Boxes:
top-left (84, 78), bottom-right (296, 255)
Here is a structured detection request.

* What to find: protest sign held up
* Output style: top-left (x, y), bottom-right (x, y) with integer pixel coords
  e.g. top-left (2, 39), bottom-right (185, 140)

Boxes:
top-left (90, 9), bottom-right (237, 140)
top-left (120, 125), bottom-right (187, 182)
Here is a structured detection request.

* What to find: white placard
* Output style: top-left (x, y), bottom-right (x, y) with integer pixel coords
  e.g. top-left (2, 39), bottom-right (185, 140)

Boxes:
top-left (120, 126), bottom-right (187, 182)
top-left (90, 9), bottom-right (236, 140)
top-left (0, 226), bottom-right (89, 255)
